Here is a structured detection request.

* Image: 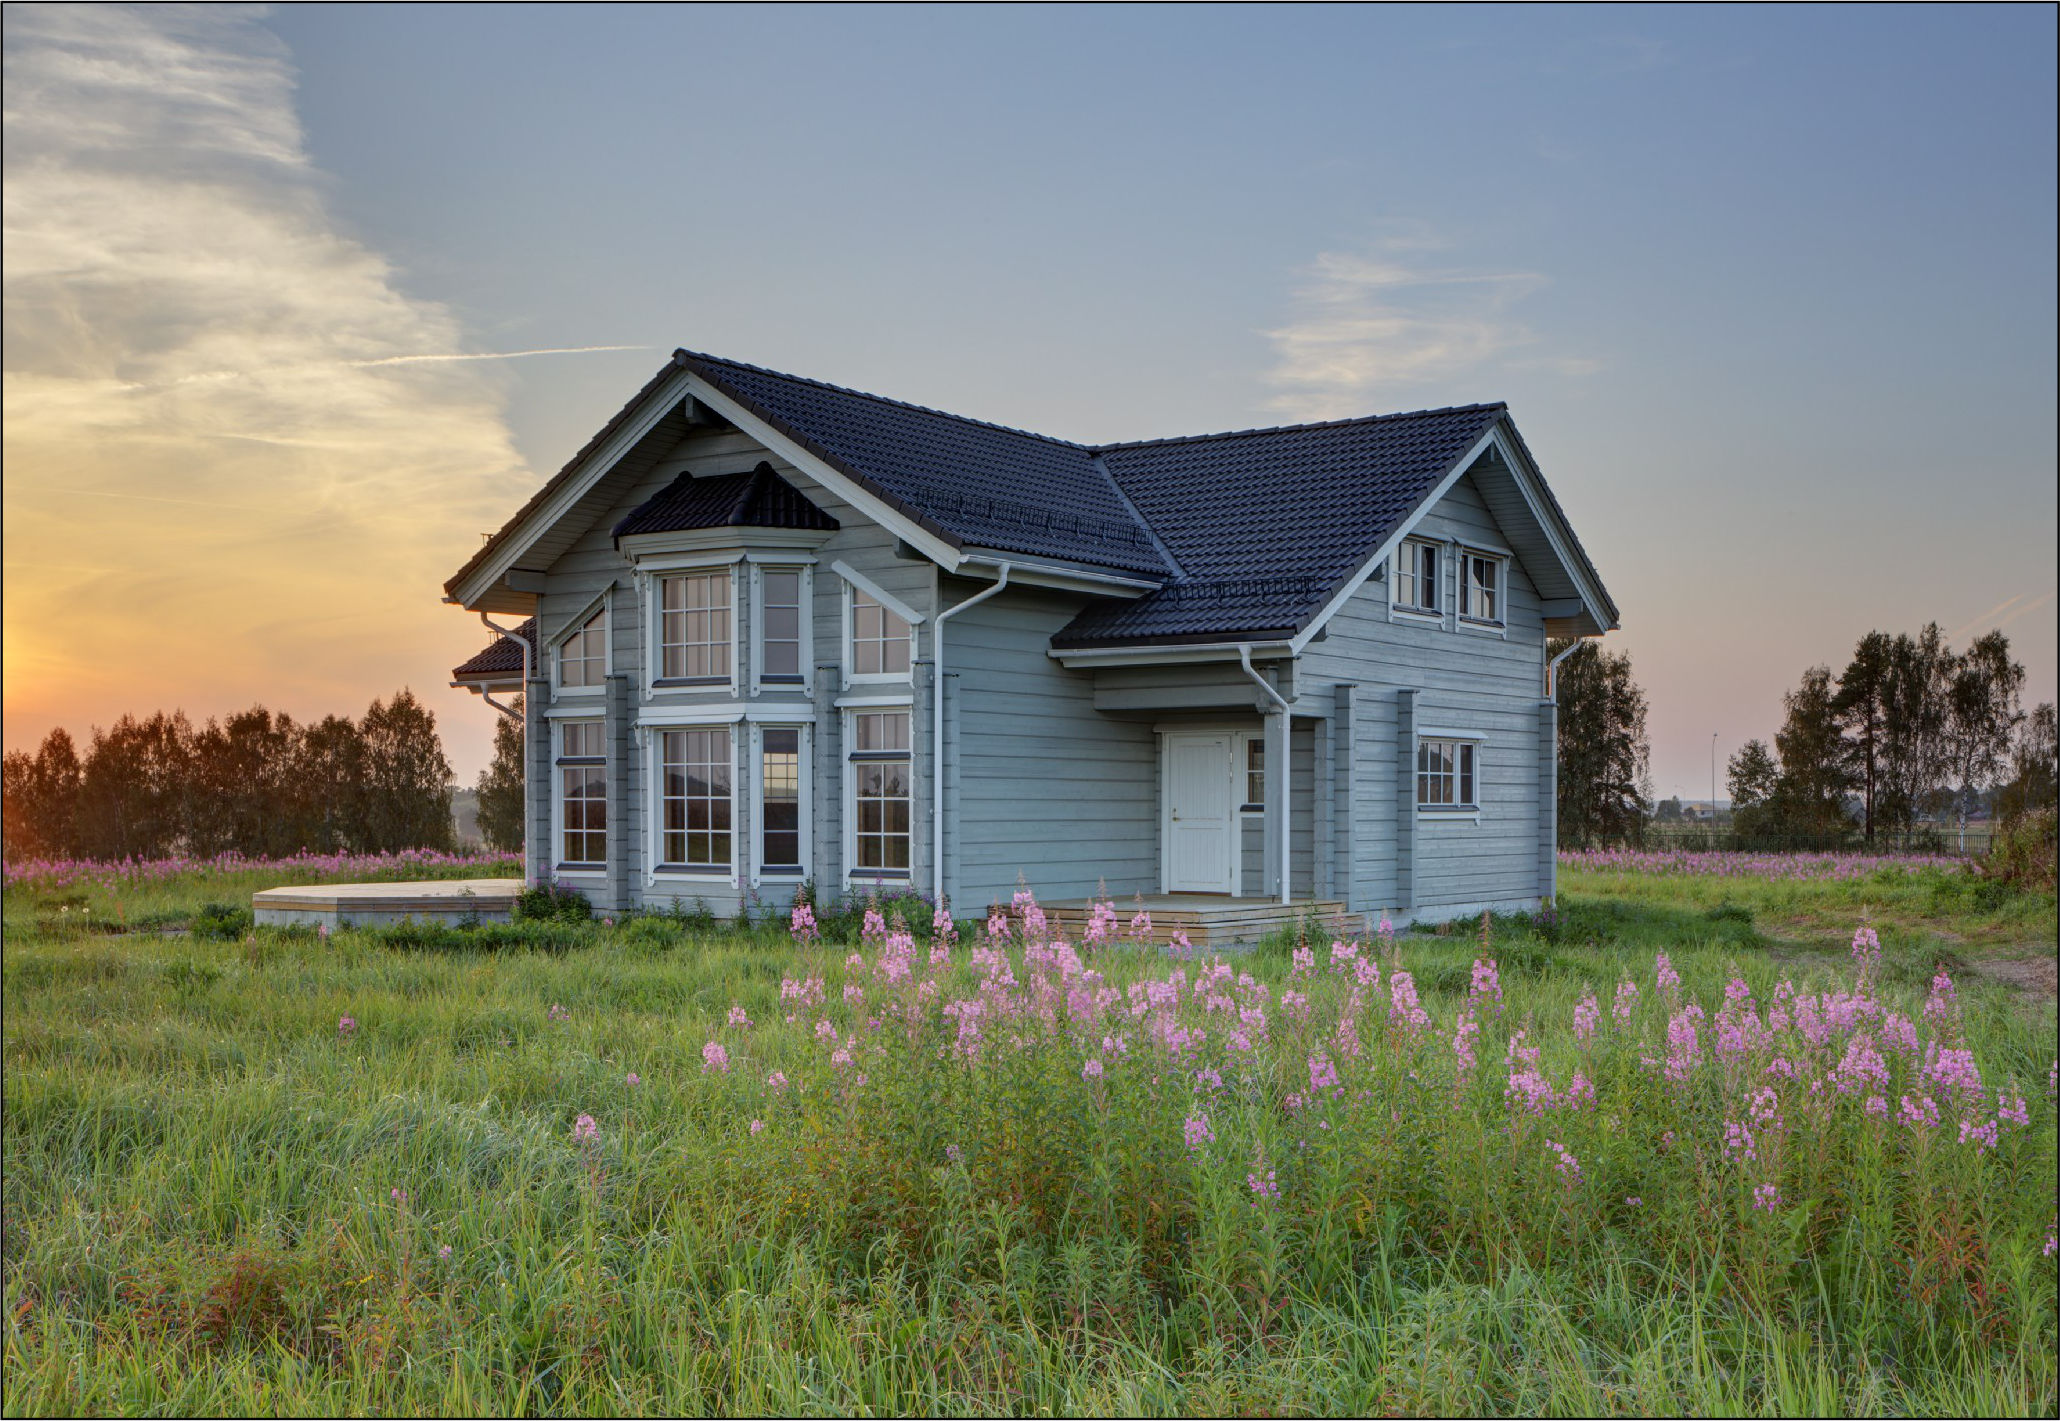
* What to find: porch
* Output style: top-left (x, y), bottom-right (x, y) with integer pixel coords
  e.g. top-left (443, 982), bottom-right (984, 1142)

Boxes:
top-left (1042, 896), bottom-right (1358, 952)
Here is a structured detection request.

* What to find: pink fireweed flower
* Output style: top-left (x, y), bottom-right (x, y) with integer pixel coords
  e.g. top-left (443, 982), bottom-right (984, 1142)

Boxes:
top-left (1505, 1066), bottom-right (1555, 1115)
top-left (1612, 978), bottom-right (1638, 1026)
top-left (1308, 1051), bottom-right (1341, 1095)
top-left (702, 1040), bottom-right (729, 1073)
top-left (1452, 1011), bottom-right (1480, 1082)
top-left (317, 922), bottom-right (332, 942)
top-left (1389, 971), bottom-right (1430, 1035)
top-left (860, 908), bottom-right (888, 946)
top-left (1850, 924), bottom-right (1881, 972)
top-left (1561, 1070), bottom-right (1596, 1110)
top-left (1082, 1058), bottom-right (1103, 1081)
top-left (2045, 1226), bottom-right (2057, 1259)
top-left (338, 1015), bottom-right (357, 1037)
top-left (1922, 969), bottom-right (1957, 1031)
top-left (843, 983), bottom-right (865, 1005)
top-left (1752, 1182), bottom-right (1782, 1212)
top-left (1865, 1095), bottom-right (1888, 1118)
top-left (1168, 928), bottom-right (1193, 959)
top-left (1376, 914), bottom-right (1395, 947)
top-left (1291, 946), bottom-right (1315, 979)
top-left (626, 1072), bottom-right (640, 1087)
top-left (1184, 1113), bottom-right (1216, 1150)
top-left (1573, 992), bottom-right (1599, 1042)
top-left (1832, 1035), bottom-right (1889, 1095)
top-left (1128, 907), bottom-right (1153, 943)
top-left (1193, 1066), bottom-right (1225, 1094)
top-left (572, 1114), bottom-right (598, 1144)
top-left (789, 901), bottom-right (819, 944)
top-left (986, 906), bottom-right (1010, 943)
top-left (1654, 953), bottom-right (1681, 997)
top-left (1247, 1165), bottom-right (1280, 1199)
top-left (1898, 1094), bottom-right (1941, 1130)
top-left (1997, 1089), bottom-right (2030, 1128)
top-left (1663, 1010), bottom-right (1702, 1083)
top-left (1921, 1044), bottom-right (1984, 1103)
top-left (1958, 1117), bottom-right (2000, 1153)
top-left (1469, 958), bottom-right (1502, 1013)
top-left (767, 1070), bottom-right (789, 1093)
top-left (438, 1244), bottom-right (453, 1260)
top-left (1625, 1196), bottom-right (1643, 1207)
top-left (1881, 1012), bottom-right (1921, 1057)
top-left (727, 1005), bottom-right (752, 1029)
top-left (1280, 989), bottom-right (1310, 1022)
top-left (547, 1003), bottom-right (569, 1022)
top-left (749, 1119), bottom-right (765, 1135)
top-left (390, 1187), bottom-right (408, 1203)
top-left (814, 1018), bottom-right (837, 1043)
top-left (1545, 1139), bottom-right (1582, 1185)
top-left (830, 1045), bottom-right (853, 1069)
top-left (1722, 1120), bottom-right (1757, 1163)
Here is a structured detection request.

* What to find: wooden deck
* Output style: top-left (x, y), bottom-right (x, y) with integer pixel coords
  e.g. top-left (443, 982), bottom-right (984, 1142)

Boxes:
top-left (1039, 896), bottom-right (1360, 952)
top-left (253, 878), bottom-right (524, 929)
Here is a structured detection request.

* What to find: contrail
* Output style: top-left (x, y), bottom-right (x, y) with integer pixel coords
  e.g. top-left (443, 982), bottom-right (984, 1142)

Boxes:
top-left (1990, 590), bottom-right (2054, 634)
top-left (1948, 595), bottom-right (2025, 642)
top-left (345, 345), bottom-right (651, 367)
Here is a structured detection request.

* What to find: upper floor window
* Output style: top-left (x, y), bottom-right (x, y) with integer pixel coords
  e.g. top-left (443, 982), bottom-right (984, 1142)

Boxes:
top-left (850, 587), bottom-right (911, 677)
top-left (558, 608), bottom-right (606, 688)
top-left (1417, 738), bottom-right (1477, 810)
top-left (1394, 539), bottom-right (1440, 615)
top-left (659, 571), bottom-right (731, 683)
top-left (1460, 553), bottom-right (1503, 625)
top-left (758, 567), bottom-right (806, 684)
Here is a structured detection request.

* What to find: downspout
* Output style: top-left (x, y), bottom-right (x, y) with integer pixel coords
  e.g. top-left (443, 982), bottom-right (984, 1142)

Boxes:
top-left (1238, 644), bottom-right (1294, 906)
top-left (931, 563), bottom-right (1011, 903)
top-left (1545, 637), bottom-right (1589, 702)
top-left (480, 612), bottom-right (534, 884)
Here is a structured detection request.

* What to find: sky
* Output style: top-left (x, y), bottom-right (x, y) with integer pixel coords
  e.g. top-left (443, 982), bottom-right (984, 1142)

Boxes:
top-left (4, 3), bottom-right (2055, 798)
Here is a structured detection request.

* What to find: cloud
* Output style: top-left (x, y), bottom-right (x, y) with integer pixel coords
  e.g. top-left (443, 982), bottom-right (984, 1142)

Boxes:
top-left (0, 5), bottom-right (573, 774)
top-left (1261, 232), bottom-right (1596, 419)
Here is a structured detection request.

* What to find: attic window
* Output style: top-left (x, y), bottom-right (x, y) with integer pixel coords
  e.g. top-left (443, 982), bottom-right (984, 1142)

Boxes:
top-left (1460, 552), bottom-right (1503, 625)
top-left (1394, 539), bottom-right (1440, 615)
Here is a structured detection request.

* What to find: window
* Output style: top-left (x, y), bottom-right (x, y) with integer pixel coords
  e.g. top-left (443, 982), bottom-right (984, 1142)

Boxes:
top-left (850, 587), bottom-right (911, 677)
top-left (558, 608), bottom-right (605, 688)
top-left (1394, 539), bottom-right (1440, 615)
top-left (1243, 736), bottom-right (1265, 812)
top-left (1460, 553), bottom-right (1502, 625)
top-left (849, 709), bottom-right (910, 875)
top-left (1417, 738), bottom-right (1478, 810)
top-left (557, 720), bottom-right (606, 865)
top-left (658, 571), bottom-right (731, 683)
top-left (660, 727), bottom-right (731, 868)
top-left (760, 727), bottom-right (803, 872)
top-left (759, 568), bottom-right (805, 683)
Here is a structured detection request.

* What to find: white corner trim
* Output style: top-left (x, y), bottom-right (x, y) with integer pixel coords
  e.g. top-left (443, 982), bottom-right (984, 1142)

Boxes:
top-left (830, 560), bottom-right (927, 625)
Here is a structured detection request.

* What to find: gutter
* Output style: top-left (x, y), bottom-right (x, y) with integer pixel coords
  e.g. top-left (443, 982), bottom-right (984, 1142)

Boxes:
top-left (930, 563), bottom-right (1010, 903)
top-left (1545, 637), bottom-right (1590, 703)
top-left (479, 612), bottom-right (535, 884)
top-left (1237, 645), bottom-right (1294, 906)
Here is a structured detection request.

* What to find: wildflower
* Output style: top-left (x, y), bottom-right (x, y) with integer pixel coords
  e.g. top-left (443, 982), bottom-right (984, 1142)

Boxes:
top-left (749, 1119), bottom-right (766, 1135)
top-left (1082, 1058), bottom-right (1103, 1081)
top-left (317, 922), bottom-right (332, 942)
top-left (625, 1072), bottom-right (641, 1087)
top-left (945, 1144), bottom-right (964, 1165)
top-left (572, 1114), bottom-right (598, 1144)
top-left (986, 906), bottom-right (1010, 943)
top-left (1612, 978), bottom-right (1638, 1025)
top-left (438, 1244), bottom-right (453, 1260)
top-left (1184, 1114), bottom-right (1215, 1150)
top-left (1307, 1051), bottom-right (1341, 1095)
top-left (547, 1003), bottom-right (570, 1022)
top-left (727, 1005), bottom-right (752, 1029)
top-left (1997, 1089), bottom-right (2030, 1128)
top-left (1752, 1182), bottom-right (1782, 1212)
top-left (1922, 968), bottom-right (1957, 1031)
top-left (1573, 992), bottom-right (1599, 1042)
top-left (1247, 1165), bottom-right (1280, 1199)
top-left (2045, 1226), bottom-right (2057, 1259)
top-left (601, 916), bottom-right (615, 928)
top-left (1864, 1095), bottom-right (1888, 1118)
top-left (767, 1070), bottom-right (789, 1093)
top-left (1722, 1121), bottom-right (1757, 1163)
top-left (1654, 953), bottom-right (1681, 997)
top-left (1129, 907), bottom-right (1153, 943)
top-left (1544, 1139), bottom-right (1581, 1184)
top-left (861, 908), bottom-right (888, 945)
top-left (1958, 1117), bottom-right (2000, 1153)
top-left (1897, 1094), bottom-right (1941, 1130)
top-left (390, 1187), bottom-right (408, 1203)
top-left (702, 1040), bottom-right (729, 1073)
top-left (1169, 928), bottom-right (1193, 959)
top-left (1850, 924), bottom-right (1881, 972)
top-left (1389, 970), bottom-right (1430, 1035)
top-left (1469, 957), bottom-right (1502, 1013)
top-left (338, 1015), bottom-right (357, 1037)
top-left (1625, 1196), bottom-right (1643, 1208)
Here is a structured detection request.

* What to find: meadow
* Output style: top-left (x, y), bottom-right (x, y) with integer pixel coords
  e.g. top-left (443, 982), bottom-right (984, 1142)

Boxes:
top-left (3, 854), bottom-right (2054, 1416)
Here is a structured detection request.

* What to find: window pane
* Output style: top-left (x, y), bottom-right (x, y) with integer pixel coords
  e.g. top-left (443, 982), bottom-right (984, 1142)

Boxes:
top-left (660, 572), bottom-right (731, 680)
top-left (660, 725), bottom-right (731, 867)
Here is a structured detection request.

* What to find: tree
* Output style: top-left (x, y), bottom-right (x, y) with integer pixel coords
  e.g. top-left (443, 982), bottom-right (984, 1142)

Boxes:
top-left (2, 729), bottom-right (83, 860)
top-left (1727, 739), bottom-right (1780, 838)
top-left (293, 714), bottom-right (368, 852)
top-left (1552, 638), bottom-right (1651, 847)
top-left (1879, 624), bottom-right (1953, 833)
top-left (1832, 631), bottom-right (1893, 845)
top-left (1945, 630), bottom-right (2024, 845)
top-left (74, 712), bottom-right (193, 860)
top-left (1654, 796), bottom-right (1683, 824)
top-left (357, 690), bottom-right (455, 853)
top-left (1768, 666), bottom-right (1854, 837)
top-left (475, 699), bottom-right (526, 855)
top-left (1995, 702), bottom-right (2057, 824)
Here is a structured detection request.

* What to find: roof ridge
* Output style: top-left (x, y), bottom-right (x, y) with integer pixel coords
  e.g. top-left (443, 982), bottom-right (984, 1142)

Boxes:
top-left (676, 348), bottom-right (1090, 452)
top-left (1089, 401), bottom-right (1507, 453)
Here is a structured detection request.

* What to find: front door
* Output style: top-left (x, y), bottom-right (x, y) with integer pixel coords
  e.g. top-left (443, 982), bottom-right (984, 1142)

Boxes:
top-left (1165, 733), bottom-right (1235, 893)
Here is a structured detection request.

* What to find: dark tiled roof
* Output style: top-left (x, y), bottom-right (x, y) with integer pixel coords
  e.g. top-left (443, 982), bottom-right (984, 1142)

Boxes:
top-left (452, 618), bottom-right (534, 681)
top-left (679, 351), bottom-right (1171, 577)
top-left (613, 461), bottom-right (838, 540)
top-left (1051, 405), bottom-right (1506, 647)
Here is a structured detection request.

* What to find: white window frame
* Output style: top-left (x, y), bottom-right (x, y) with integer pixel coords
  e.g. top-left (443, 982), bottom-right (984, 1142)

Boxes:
top-left (1390, 538), bottom-right (1443, 622)
top-left (843, 704), bottom-right (914, 884)
top-left (553, 719), bottom-right (608, 872)
top-left (750, 561), bottom-right (814, 695)
top-left (651, 722), bottom-right (738, 878)
top-left (549, 597), bottom-right (610, 698)
top-left (834, 562), bottom-right (923, 690)
top-left (644, 558), bottom-right (741, 697)
top-left (1236, 729), bottom-right (1265, 814)
top-left (1458, 547), bottom-right (1507, 632)
top-left (1416, 732), bottom-right (1483, 816)
top-left (750, 722), bottom-right (812, 885)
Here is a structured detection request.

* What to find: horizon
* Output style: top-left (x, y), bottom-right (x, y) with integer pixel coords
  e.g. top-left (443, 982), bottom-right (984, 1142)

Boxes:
top-left (5, 4), bottom-right (2054, 794)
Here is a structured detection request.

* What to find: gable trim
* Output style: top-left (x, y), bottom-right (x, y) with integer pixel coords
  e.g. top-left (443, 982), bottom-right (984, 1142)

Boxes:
top-left (683, 372), bottom-right (967, 572)
top-left (830, 559), bottom-right (927, 626)
top-left (542, 587), bottom-right (612, 650)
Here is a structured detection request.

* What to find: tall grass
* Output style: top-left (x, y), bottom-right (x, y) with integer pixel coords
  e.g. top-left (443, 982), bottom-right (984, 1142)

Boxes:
top-left (4, 883), bottom-right (2054, 1416)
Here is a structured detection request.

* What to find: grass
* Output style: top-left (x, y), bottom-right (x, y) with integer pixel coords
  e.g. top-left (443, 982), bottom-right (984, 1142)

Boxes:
top-left (3, 859), bottom-right (2055, 1416)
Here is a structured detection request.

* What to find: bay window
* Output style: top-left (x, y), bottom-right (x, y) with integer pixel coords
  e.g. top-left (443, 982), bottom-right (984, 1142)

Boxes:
top-left (658, 570), bottom-right (732, 684)
top-left (660, 726), bottom-right (732, 869)
top-left (759, 727), bottom-right (804, 873)
top-left (757, 567), bottom-right (806, 684)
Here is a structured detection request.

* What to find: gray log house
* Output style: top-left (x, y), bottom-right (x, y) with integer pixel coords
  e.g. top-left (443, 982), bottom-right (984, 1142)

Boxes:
top-left (446, 350), bottom-right (1617, 926)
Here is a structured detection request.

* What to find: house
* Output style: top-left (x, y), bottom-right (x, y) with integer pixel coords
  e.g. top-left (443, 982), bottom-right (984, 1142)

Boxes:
top-left (446, 349), bottom-right (1617, 925)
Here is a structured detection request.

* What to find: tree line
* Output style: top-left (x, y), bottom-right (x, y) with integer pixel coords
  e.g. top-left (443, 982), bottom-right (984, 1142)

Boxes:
top-left (2, 690), bottom-right (456, 861)
top-left (1727, 626), bottom-right (2054, 845)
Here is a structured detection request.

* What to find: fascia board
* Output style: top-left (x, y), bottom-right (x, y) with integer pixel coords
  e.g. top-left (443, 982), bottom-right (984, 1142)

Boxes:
top-left (451, 367), bottom-right (696, 609)
top-left (1483, 427), bottom-right (1620, 631)
top-left (683, 374), bottom-right (966, 571)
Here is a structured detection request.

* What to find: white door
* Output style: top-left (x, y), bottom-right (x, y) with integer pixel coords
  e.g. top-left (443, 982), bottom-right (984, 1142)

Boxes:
top-left (1165, 733), bottom-right (1235, 893)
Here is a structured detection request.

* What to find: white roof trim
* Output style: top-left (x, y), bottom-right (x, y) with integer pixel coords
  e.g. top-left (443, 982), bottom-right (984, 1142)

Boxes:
top-left (830, 560), bottom-right (927, 626)
top-left (1048, 640), bottom-right (1294, 668)
top-left (451, 367), bottom-right (696, 609)
top-left (542, 587), bottom-right (610, 650)
top-left (1481, 427), bottom-right (1618, 632)
top-left (683, 373), bottom-right (966, 571)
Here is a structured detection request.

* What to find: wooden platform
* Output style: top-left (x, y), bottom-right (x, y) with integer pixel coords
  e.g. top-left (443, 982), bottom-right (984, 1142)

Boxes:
top-left (252, 878), bottom-right (525, 929)
top-left (1039, 896), bottom-right (1359, 952)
